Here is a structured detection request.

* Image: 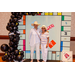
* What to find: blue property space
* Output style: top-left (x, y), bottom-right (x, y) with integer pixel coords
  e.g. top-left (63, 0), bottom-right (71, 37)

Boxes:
top-left (25, 51), bottom-right (41, 53)
top-left (60, 41), bottom-right (63, 52)
top-left (25, 51), bottom-right (36, 53)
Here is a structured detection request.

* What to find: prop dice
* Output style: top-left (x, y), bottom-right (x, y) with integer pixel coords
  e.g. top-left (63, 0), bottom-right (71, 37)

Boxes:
top-left (47, 24), bottom-right (54, 30)
top-left (49, 40), bottom-right (56, 48)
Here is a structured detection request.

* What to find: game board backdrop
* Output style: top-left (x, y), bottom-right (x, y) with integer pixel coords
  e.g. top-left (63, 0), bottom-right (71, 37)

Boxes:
top-left (0, 12), bottom-right (75, 60)
top-left (17, 12), bottom-right (71, 60)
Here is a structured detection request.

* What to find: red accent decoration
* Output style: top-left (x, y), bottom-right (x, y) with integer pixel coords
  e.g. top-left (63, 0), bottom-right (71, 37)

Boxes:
top-left (49, 40), bottom-right (56, 48)
top-left (47, 24), bottom-right (54, 30)
top-left (37, 13), bottom-right (41, 15)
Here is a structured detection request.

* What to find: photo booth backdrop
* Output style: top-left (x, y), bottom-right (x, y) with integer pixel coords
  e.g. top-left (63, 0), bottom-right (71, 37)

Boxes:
top-left (17, 12), bottom-right (71, 60)
top-left (0, 12), bottom-right (75, 60)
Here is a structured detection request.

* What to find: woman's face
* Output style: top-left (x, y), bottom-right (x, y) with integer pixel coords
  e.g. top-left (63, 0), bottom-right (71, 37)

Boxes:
top-left (34, 24), bottom-right (38, 28)
top-left (42, 27), bottom-right (46, 32)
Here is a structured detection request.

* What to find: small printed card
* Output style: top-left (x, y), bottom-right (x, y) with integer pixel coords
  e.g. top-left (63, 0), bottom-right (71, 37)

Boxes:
top-left (62, 51), bottom-right (73, 62)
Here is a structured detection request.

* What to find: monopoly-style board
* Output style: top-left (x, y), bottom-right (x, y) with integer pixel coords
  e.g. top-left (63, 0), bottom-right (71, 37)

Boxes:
top-left (18, 12), bottom-right (71, 60)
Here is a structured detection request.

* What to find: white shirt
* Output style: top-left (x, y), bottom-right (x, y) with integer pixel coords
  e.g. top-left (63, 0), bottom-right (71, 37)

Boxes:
top-left (40, 32), bottom-right (49, 44)
top-left (29, 28), bottom-right (41, 46)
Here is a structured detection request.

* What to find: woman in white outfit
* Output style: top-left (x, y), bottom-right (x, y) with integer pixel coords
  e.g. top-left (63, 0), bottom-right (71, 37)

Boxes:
top-left (29, 21), bottom-right (41, 62)
top-left (40, 25), bottom-right (49, 62)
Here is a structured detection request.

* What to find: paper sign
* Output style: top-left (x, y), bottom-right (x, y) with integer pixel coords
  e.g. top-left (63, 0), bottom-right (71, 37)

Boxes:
top-left (47, 24), bottom-right (54, 30)
top-left (49, 40), bottom-right (56, 48)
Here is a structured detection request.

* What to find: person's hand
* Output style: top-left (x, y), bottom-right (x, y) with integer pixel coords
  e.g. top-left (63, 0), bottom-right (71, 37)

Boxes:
top-left (46, 44), bottom-right (48, 48)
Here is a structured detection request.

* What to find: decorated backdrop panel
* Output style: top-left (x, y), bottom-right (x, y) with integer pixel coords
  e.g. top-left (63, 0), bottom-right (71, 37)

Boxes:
top-left (18, 12), bottom-right (71, 60)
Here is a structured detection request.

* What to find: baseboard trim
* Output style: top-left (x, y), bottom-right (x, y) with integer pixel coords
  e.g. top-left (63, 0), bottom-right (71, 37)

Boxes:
top-left (0, 35), bottom-right (9, 39)
top-left (0, 53), bottom-right (5, 56)
top-left (70, 37), bottom-right (75, 41)
top-left (0, 36), bottom-right (75, 40)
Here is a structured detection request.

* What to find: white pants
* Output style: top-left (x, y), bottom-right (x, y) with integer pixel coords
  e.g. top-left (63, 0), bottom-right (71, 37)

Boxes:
top-left (41, 44), bottom-right (48, 62)
top-left (30, 43), bottom-right (40, 60)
